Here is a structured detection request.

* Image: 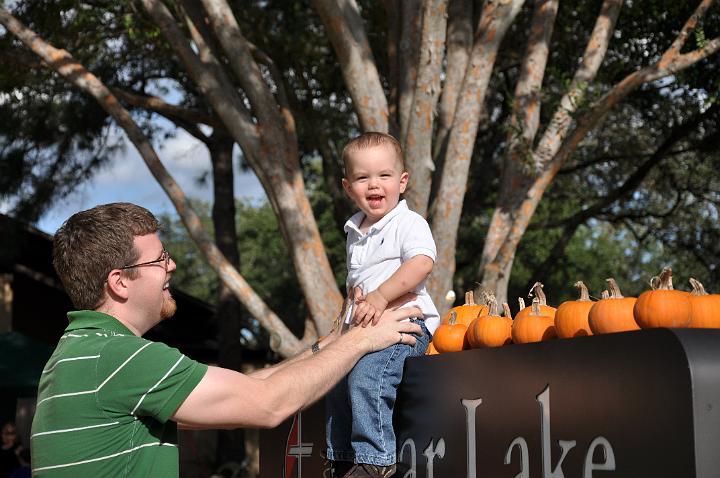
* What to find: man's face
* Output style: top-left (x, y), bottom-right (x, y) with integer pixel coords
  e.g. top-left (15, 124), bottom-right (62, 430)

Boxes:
top-left (342, 144), bottom-right (408, 227)
top-left (127, 233), bottom-right (177, 322)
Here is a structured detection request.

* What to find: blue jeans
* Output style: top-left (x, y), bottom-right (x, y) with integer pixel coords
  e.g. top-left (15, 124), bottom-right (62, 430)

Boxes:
top-left (325, 320), bottom-right (431, 466)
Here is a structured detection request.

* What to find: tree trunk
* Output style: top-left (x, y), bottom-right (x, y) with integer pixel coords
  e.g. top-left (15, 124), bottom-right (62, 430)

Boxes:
top-left (432, 0), bottom-right (473, 165)
top-left (142, 0), bottom-right (343, 339)
top-left (480, 0), bottom-right (720, 302)
top-left (403, 0), bottom-right (448, 216)
top-left (480, 0), bottom-right (623, 302)
top-left (477, 0), bottom-right (559, 305)
top-left (207, 133), bottom-right (248, 471)
top-left (0, 8), bottom-right (312, 358)
top-left (427, 0), bottom-right (525, 311)
top-left (312, 0), bottom-right (389, 132)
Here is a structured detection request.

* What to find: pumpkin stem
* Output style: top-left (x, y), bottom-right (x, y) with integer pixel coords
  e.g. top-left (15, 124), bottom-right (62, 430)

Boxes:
top-left (518, 297), bottom-right (526, 310)
top-left (601, 289), bottom-right (610, 300)
top-left (528, 282), bottom-right (547, 305)
top-left (465, 290), bottom-right (476, 306)
top-left (574, 281), bottom-right (591, 301)
top-left (502, 302), bottom-right (512, 319)
top-left (486, 294), bottom-right (499, 316)
top-left (655, 267), bottom-right (674, 290)
top-left (530, 297), bottom-right (541, 316)
top-left (689, 278), bottom-right (708, 296)
top-left (605, 278), bottom-right (624, 299)
top-left (449, 310), bottom-right (458, 326)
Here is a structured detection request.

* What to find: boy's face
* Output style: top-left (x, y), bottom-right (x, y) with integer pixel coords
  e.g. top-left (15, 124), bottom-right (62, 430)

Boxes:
top-left (342, 144), bottom-right (409, 225)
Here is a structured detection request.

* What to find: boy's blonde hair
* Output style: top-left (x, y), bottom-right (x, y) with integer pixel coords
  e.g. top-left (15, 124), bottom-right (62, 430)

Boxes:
top-left (341, 132), bottom-right (405, 176)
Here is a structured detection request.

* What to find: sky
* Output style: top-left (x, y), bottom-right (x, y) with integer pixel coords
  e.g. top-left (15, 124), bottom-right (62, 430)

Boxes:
top-left (27, 129), bottom-right (266, 235)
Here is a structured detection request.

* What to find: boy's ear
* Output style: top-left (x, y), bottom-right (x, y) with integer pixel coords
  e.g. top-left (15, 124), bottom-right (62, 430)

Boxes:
top-left (399, 172), bottom-right (409, 193)
top-left (341, 177), bottom-right (351, 195)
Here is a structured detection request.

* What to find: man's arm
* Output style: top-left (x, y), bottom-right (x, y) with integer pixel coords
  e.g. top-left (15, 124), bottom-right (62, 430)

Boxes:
top-left (356, 255), bottom-right (434, 325)
top-left (171, 306), bottom-right (422, 429)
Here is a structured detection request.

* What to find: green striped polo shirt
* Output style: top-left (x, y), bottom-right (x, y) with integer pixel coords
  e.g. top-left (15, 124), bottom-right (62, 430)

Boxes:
top-left (31, 311), bottom-right (208, 477)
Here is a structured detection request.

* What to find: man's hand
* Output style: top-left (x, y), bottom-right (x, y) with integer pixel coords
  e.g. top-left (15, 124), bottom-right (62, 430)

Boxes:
top-left (349, 290), bottom-right (422, 352)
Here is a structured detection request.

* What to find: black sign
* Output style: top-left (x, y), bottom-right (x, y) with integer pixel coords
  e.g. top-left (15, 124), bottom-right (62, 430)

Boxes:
top-left (261, 329), bottom-right (720, 477)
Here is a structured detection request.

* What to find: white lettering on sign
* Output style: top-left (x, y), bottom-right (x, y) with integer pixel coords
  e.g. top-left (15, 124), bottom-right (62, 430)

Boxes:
top-left (461, 398), bottom-right (483, 478)
top-left (399, 438), bottom-right (417, 478)
top-left (402, 384), bottom-right (617, 477)
top-left (537, 384), bottom-right (576, 477)
top-left (504, 437), bottom-right (529, 478)
top-left (422, 438), bottom-right (445, 478)
top-left (583, 437), bottom-right (616, 477)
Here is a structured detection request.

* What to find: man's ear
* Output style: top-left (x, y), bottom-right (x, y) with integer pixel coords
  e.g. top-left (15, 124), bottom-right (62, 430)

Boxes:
top-left (105, 269), bottom-right (130, 300)
top-left (399, 172), bottom-right (409, 193)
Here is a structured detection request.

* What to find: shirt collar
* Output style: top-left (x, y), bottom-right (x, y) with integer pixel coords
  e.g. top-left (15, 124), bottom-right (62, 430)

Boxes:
top-left (65, 310), bottom-right (135, 335)
top-left (344, 200), bottom-right (408, 235)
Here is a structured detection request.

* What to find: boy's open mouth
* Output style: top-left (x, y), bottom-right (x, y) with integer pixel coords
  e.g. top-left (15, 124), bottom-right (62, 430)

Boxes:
top-left (367, 195), bottom-right (384, 207)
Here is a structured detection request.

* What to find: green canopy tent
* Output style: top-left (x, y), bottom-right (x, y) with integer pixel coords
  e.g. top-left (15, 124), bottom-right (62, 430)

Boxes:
top-left (0, 331), bottom-right (53, 397)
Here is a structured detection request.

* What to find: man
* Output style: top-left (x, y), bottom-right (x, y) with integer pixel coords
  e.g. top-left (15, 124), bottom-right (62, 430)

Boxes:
top-left (31, 203), bottom-right (422, 477)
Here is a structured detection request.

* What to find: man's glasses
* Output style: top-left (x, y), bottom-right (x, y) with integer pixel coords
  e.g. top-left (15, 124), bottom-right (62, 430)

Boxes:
top-left (120, 250), bottom-right (171, 271)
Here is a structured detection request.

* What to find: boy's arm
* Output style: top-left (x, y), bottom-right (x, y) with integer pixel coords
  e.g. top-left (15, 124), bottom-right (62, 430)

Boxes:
top-left (359, 254), bottom-right (434, 325)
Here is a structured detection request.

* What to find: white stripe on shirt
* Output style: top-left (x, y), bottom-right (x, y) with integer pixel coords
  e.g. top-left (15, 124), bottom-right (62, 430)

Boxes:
top-left (37, 342), bottom-right (153, 406)
top-left (131, 355), bottom-right (185, 415)
top-left (31, 421), bottom-right (120, 438)
top-left (32, 441), bottom-right (177, 472)
top-left (42, 355), bottom-right (100, 374)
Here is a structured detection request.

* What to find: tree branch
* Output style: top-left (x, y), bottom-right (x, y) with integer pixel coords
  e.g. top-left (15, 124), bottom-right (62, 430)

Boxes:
top-left (433, 0), bottom-right (473, 164)
top-left (403, 0), bottom-right (448, 215)
top-left (139, 0), bottom-right (262, 160)
top-left (0, 7), bottom-right (306, 358)
top-left (312, 0), bottom-right (389, 132)
top-left (199, 0), bottom-right (297, 150)
top-left (111, 88), bottom-right (224, 130)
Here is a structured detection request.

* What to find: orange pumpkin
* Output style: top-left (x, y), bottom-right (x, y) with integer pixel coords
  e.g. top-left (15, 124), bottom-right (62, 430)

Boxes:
top-left (433, 311), bottom-right (468, 353)
top-left (687, 278), bottom-right (720, 328)
top-left (516, 282), bottom-right (557, 321)
top-left (634, 267), bottom-right (692, 328)
top-left (588, 278), bottom-right (639, 334)
top-left (425, 342), bottom-right (439, 355)
top-left (442, 291), bottom-right (489, 327)
top-left (555, 281), bottom-right (594, 338)
top-left (512, 298), bottom-right (557, 344)
top-left (466, 295), bottom-right (513, 348)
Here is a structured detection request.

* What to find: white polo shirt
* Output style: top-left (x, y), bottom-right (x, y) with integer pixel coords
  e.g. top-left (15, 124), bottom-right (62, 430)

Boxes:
top-left (344, 200), bottom-right (440, 334)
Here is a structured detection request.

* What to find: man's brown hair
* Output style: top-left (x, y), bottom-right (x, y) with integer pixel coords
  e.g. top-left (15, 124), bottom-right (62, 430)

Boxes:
top-left (341, 132), bottom-right (405, 175)
top-left (53, 203), bottom-right (159, 310)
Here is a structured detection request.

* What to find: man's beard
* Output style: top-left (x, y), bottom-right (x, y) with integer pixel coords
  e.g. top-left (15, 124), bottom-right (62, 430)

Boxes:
top-left (160, 294), bottom-right (177, 320)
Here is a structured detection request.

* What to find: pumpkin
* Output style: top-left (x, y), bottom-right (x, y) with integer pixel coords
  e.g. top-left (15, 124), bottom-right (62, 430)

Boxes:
top-left (588, 278), bottom-right (639, 334)
top-left (512, 298), bottom-right (557, 344)
top-left (516, 282), bottom-right (557, 321)
top-left (425, 342), bottom-right (439, 355)
top-left (555, 281), bottom-right (594, 338)
top-left (466, 294), bottom-right (513, 348)
top-left (432, 311), bottom-right (468, 353)
top-left (634, 267), bottom-right (692, 328)
top-left (687, 278), bottom-right (720, 328)
top-left (442, 291), bottom-right (489, 327)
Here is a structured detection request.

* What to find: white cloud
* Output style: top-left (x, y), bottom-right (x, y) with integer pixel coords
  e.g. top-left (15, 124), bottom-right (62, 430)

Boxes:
top-left (35, 129), bottom-right (265, 235)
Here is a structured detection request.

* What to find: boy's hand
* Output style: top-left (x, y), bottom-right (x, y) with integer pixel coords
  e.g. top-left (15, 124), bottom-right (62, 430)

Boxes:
top-left (352, 299), bottom-right (381, 327)
top-left (363, 290), bottom-right (389, 326)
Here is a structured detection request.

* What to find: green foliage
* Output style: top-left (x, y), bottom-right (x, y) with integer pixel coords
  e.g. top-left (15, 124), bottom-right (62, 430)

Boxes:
top-left (159, 194), bottom-right (351, 337)
top-left (2, 0), bottom-right (719, 319)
